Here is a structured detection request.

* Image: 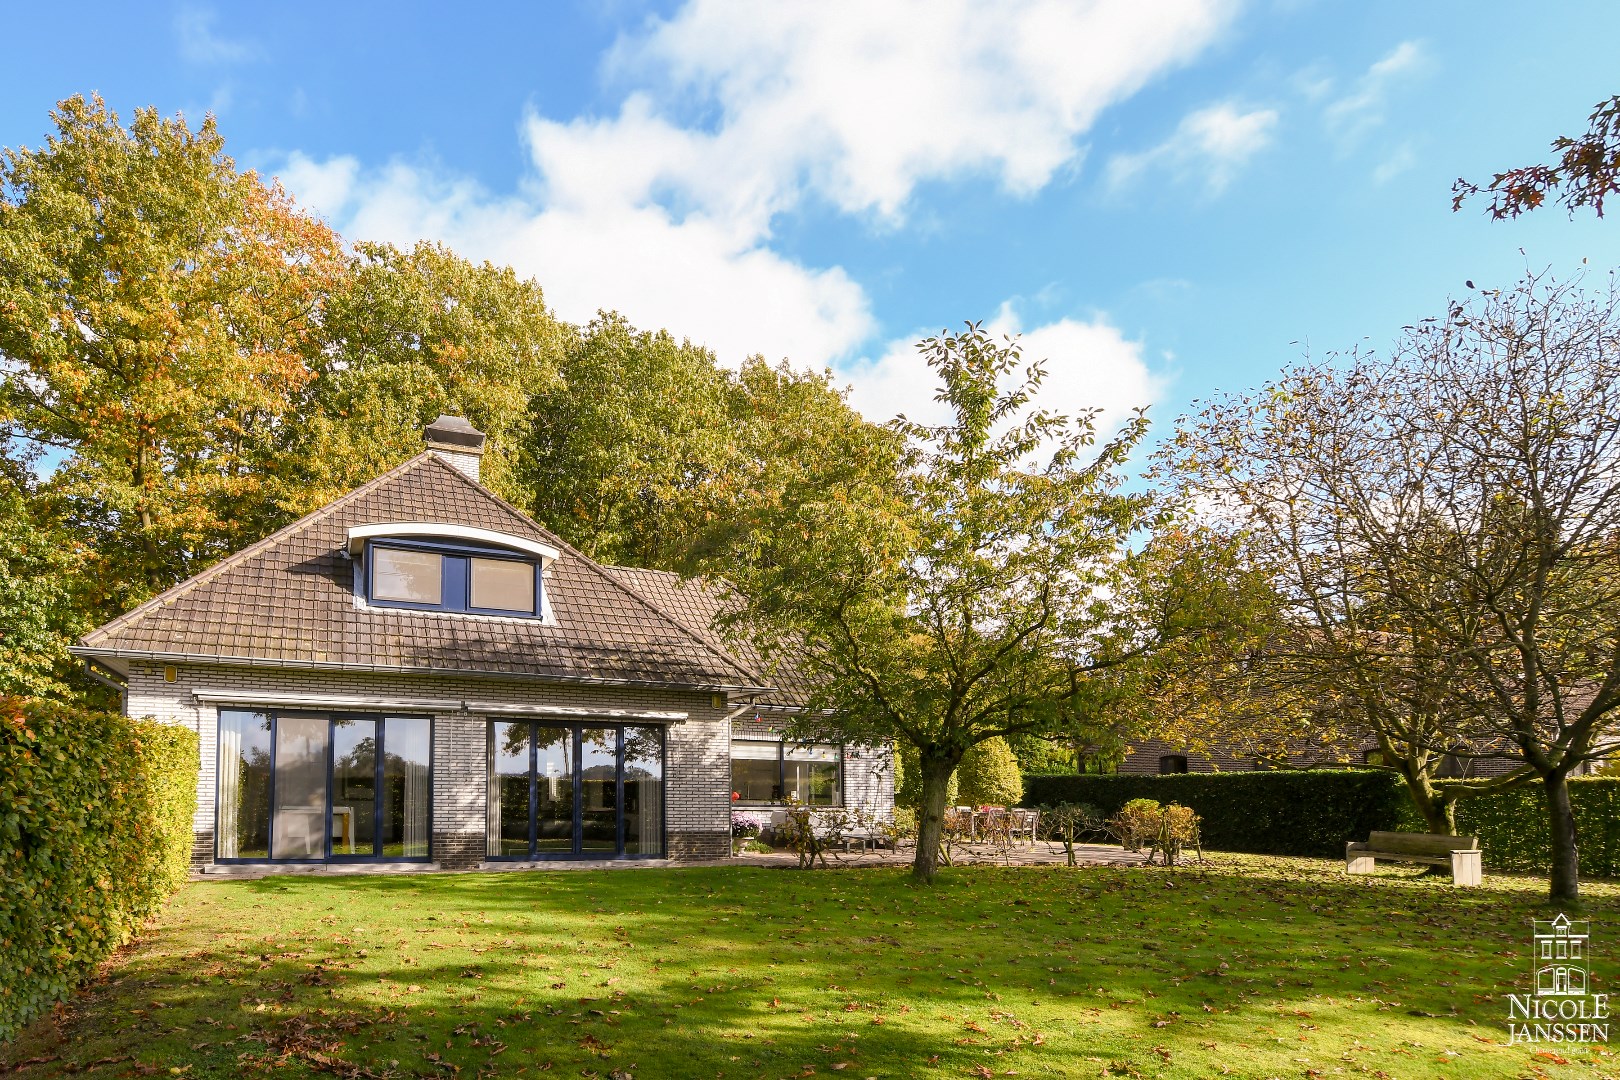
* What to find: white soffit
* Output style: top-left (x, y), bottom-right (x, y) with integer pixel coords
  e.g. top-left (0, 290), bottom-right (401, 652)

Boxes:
top-left (346, 522), bottom-right (560, 562)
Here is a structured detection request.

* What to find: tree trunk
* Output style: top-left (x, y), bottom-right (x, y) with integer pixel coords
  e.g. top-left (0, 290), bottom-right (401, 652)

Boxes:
top-left (911, 756), bottom-right (957, 884)
top-left (1546, 771), bottom-right (1580, 903)
top-left (1397, 766), bottom-right (1456, 834)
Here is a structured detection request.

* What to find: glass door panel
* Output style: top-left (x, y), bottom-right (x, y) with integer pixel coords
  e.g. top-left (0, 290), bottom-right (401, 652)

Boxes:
top-left (623, 726), bottom-right (663, 856)
top-left (383, 717), bottom-right (431, 858)
top-left (488, 722), bottom-right (532, 858)
top-left (580, 727), bottom-right (618, 853)
top-left (271, 715), bottom-right (329, 860)
top-left (217, 710), bottom-right (271, 858)
top-left (331, 718), bottom-right (378, 856)
top-left (535, 726), bottom-right (575, 853)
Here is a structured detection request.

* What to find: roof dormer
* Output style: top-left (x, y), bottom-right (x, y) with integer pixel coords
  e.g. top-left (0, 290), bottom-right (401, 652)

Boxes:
top-left (347, 523), bottom-right (560, 620)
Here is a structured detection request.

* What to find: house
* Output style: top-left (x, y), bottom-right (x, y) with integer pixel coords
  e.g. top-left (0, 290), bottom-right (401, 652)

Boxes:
top-left (71, 417), bottom-right (894, 871)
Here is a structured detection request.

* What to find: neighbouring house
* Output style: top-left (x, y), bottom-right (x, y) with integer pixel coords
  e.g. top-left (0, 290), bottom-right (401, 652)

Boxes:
top-left (71, 417), bottom-right (893, 873)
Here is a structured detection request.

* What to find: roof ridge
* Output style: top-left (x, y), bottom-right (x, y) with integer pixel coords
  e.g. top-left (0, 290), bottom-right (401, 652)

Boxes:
top-left (417, 459), bottom-right (773, 690)
top-left (81, 453), bottom-right (441, 646)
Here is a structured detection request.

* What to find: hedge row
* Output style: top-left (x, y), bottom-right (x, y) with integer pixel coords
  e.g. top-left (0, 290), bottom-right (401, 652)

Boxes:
top-left (0, 698), bottom-right (198, 1041)
top-left (1021, 770), bottom-right (1417, 857)
top-left (1451, 778), bottom-right (1620, 877)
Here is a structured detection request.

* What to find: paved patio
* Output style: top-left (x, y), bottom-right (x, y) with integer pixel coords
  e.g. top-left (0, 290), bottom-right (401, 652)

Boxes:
top-left (729, 840), bottom-right (1146, 869)
top-left (193, 841), bottom-right (1144, 879)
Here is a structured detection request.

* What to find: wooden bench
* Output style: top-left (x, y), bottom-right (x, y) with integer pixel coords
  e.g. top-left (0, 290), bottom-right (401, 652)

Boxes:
top-left (1345, 831), bottom-right (1482, 886)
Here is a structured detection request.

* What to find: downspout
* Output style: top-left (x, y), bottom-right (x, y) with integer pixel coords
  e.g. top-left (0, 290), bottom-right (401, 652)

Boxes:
top-left (81, 658), bottom-right (128, 714)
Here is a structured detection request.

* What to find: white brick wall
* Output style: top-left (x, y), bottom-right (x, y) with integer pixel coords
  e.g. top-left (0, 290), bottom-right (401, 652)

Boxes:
top-left (126, 663), bottom-right (734, 866)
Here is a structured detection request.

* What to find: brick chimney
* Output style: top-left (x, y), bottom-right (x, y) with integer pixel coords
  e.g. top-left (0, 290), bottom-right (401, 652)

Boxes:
top-left (424, 415), bottom-right (486, 482)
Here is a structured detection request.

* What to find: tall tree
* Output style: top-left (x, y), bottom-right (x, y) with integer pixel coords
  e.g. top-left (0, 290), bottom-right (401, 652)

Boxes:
top-left (0, 95), bottom-right (343, 611)
top-left (523, 313), bottom-right (890, 570)
top-left (522, 312), bottom-right (732, 564)
top-left (719, 324), bottom-right (1186, 883)
top-left (1454, 95), bottom-right (1620, 219)
top-left (287, 240), bottom-right (569, 512)
top-left (1166, 272), bottom-right (1620, 902)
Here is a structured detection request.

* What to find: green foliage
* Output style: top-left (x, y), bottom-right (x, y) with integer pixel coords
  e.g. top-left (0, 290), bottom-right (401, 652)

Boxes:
top-left (1110, 798), bottom-right (1164, 851)
top-left (525, 314), bottom-right (889, 570)
top-left (523, 312), bottom-right (731, 565)
top-left (1451, 778), bottom-right (1620, 877)
top-left (956, 736), bottom-right (1022, 807)
top-left (723, 323), bottom-right (1175, 881)
top-left (0, 698), bottom-right (198, 1039)
top-left (0, 463), bottom-right (85, 698)
top-left (1023, 771), bottom-right (1417, 857)
top-left (294, 240), bottom-right (568, 511)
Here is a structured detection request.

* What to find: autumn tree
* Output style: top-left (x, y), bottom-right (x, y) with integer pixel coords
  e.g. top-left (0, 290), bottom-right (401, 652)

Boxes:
top-left (1166, 271), bottom-right (1620, 902)
top-left (720, 323), bottom-right (1189, 883)
top-left (1454, 95), bottom-right (1620, 218)
top-left (0, 95), bottom-right (343, 612)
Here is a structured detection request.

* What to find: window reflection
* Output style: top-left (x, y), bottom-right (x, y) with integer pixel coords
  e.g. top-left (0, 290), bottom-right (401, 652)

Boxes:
top-left (372, 547), bottom-right (443, 604)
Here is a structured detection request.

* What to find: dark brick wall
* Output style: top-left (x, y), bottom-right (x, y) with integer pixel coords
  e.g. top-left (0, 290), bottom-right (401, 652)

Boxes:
top-left (433, 831), bottom-right (484, 869)
top-left (668, 831), bottom-right (729, 859)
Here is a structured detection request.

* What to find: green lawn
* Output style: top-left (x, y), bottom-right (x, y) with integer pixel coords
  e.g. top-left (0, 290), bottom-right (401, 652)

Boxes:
top-left (5, 854), bottom-right (1620, 1079)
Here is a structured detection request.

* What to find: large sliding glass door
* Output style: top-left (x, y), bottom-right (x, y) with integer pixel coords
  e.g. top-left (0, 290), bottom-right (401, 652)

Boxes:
top-left (487, 723), bottom-right (664, 860)
top-left (216, 709), bottom-right (432, 863)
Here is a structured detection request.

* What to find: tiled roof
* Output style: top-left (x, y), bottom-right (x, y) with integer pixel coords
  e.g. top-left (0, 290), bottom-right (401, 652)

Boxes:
top-left (76, 453), bottom-right (772, 692)
top-left (600, 565), bottom-right (814, 709)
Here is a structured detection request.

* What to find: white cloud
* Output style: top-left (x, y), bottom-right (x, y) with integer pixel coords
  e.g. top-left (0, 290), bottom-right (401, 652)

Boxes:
top-left (272, 1), bottom-right (1238, 369)
top-left (844, 303), bottom-right (1163, 449)
top-left (1372, 142), bottom-right (1418, 185)
top-left (1106, 102), bottom-right (1279, 194)
top-left (617, 0), bottom-right (1237, 221)
top-left (1324, 40), bottom-right (1424, 147)
top-left (175, 7), bottom-right (257, 65)
top-left (278, 152), bottom-right (875, 369)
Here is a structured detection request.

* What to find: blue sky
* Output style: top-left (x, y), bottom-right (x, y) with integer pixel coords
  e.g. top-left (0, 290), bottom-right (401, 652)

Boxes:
top-left (3, 1), bottom-right (1617, 443)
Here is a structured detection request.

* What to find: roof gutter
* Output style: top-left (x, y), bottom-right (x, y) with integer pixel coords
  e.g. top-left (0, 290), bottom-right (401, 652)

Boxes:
top-left (68, 645), bottom-right (776, 697)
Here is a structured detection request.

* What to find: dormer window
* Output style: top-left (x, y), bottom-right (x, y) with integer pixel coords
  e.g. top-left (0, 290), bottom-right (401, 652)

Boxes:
top-left (348, 523), bottom-right (559, 619)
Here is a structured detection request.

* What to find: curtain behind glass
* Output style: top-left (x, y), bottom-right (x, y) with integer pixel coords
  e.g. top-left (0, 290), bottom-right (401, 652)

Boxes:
top-left (383, 717), bottom-right (431, 858)
top-left (623, 726), bottom-right (663, 855)
top-left (217, 710), bottom-right (270, 858)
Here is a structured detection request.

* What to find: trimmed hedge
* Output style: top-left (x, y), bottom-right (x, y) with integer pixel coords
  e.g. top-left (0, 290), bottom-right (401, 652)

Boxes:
top-left (1022, 770), bottom-right (1417, 857)
top-left (1451, 778), bottom-right (1620, 878)
top-left (0, 698), bottom-right (198, 1041)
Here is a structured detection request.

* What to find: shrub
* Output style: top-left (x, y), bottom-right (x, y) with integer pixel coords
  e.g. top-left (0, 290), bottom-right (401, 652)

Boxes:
top-left (1022, 770), bottom-right (1415, 857)
top-left (957, 737), bottom-right (1022, 807)
top-left (1450, 777), bottom-right (1620, 876)
top-left (0, 698), bottom-right (198, 1040)
top-left (1109, 798), bottom-right (1164, 851)
top-left (957, 739), bottom-right (1018, 807)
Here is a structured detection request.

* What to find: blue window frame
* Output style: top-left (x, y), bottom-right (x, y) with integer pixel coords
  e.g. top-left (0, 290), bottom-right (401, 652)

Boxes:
top-left (365, 538), bottom-right (542, 618)
top-left (214, 709), bottom-right (433, 864)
